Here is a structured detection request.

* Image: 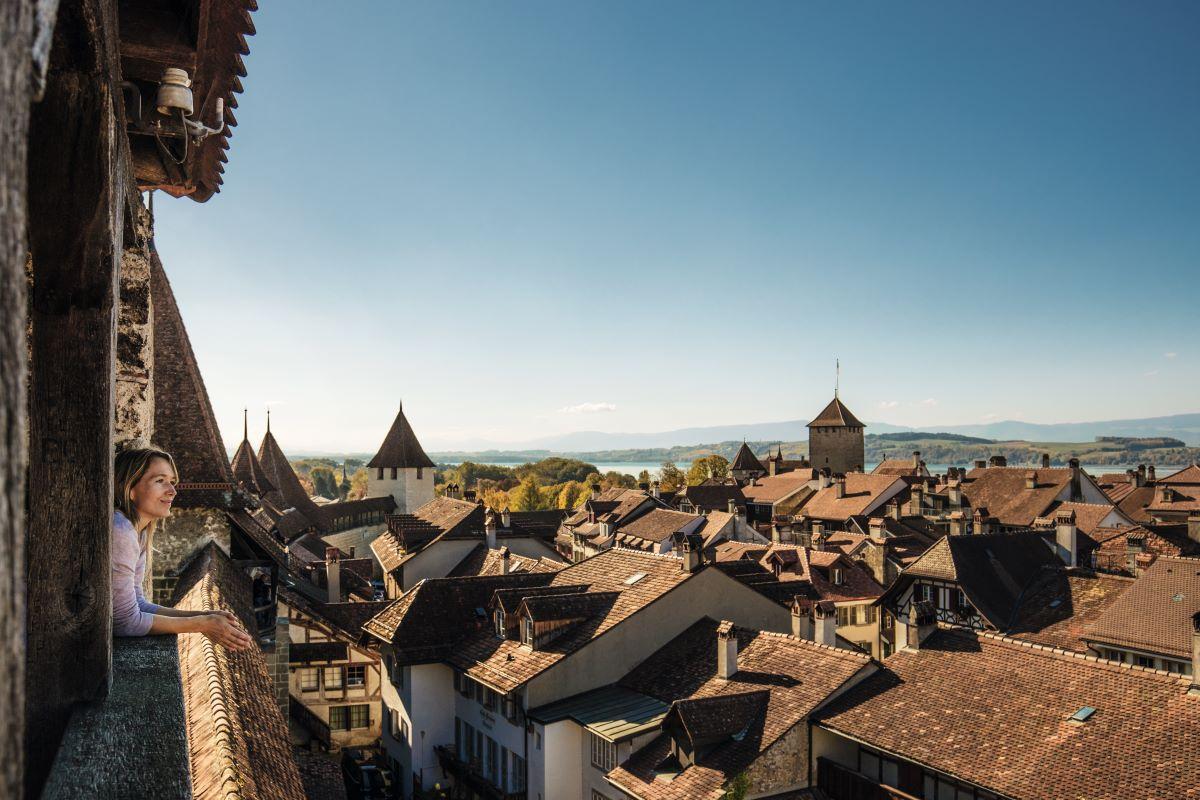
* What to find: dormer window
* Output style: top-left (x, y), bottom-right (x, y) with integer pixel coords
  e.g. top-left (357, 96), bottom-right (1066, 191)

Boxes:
top-left (832, 567), bottom-right (844, 586)
top-left (494, 609), bottom-right (505, 639)
top-left (521, 616), bottom-right (534, 647)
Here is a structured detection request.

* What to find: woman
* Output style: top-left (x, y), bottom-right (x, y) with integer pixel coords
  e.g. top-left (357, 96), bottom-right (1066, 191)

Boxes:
top-left (112, 442), bottom-right (252, 651)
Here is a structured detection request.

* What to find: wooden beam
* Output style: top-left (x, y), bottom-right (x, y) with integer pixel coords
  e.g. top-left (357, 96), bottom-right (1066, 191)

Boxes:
top-left (24, 0), bottom-right (126, 792)
top-left (1, 1), bottom-right (36, 796)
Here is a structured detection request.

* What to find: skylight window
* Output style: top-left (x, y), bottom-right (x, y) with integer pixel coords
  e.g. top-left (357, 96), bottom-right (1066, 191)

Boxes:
top-left (1172, 593), bottom-right (1185, 602)
top-left (1049, 599), bottom-right (1062, 608)
top-left (1069, 706), bottom-right (1096, 723)
top-left (624, 572), bottom-right (647, 585)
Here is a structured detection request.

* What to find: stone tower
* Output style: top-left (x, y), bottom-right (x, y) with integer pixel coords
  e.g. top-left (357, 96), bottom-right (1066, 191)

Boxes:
top-left (807, 395), bottom-right (866, 474)
top-left (366, 403), bottom-right (436, 513)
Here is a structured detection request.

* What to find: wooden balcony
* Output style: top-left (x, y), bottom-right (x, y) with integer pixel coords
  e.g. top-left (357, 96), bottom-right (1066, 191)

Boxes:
top-left (433, 745), bottom-right (525, 800)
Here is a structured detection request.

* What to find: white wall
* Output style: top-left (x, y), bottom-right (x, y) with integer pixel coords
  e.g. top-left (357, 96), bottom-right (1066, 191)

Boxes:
top-left (401, 538), bottom-right (480, 591)
top-left (408, 663), bottom-right (455, 792)
top-left (535, 720), bottom-right (582, 800)
top-left (500, 536), bottom-right (566, 563)
top-left (368, 467), bottom-right (435, 514)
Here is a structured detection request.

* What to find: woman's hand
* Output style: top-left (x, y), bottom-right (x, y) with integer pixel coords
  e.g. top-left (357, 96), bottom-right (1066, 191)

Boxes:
top-left (199, 612), bottom-right (254, 651)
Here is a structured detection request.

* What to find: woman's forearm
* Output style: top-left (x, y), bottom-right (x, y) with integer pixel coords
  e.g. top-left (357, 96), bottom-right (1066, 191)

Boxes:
top-left (147, 613), bottom-right (211, 635)
top-left (147, 607), bottom-right (209, 619)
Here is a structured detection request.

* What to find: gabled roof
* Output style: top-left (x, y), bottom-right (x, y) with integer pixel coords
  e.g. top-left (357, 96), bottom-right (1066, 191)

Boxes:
top-left (756, 545), bottom-right (883, 603)
top-left (740, 472), bottom-right (814, 506)
top-left (815, 627), bottom-right (1200, 800)
top-left (1039, 500), bottom-right (1128, 534)
top-left (150, 254), bottom-right (240, 509)
top-left (887, 533), bottom-right (1063, 629)
top-left (801, 474), bottom-right (905, 521)
top-left (256, 427), bottom-right (327, 531)
top-left (1085, 556), bottom-right (1200, 659)
top-left (1160, 464), bottom-right (1200, 485)
top-left (730, 442), bottom-right (766, 474)
top-left (608, 619), bottom-right (872, 800)
top-left (366, 404), bottom-right (436, 469)
top-left (230, 413), bottom-right (276, 497)
top-left (1006, 567), bottom-right (1134, 653)
top-left (806, 397), bottom-right (865, 428)
top-left (370, 496), bottom-right (485, 574)
top-left (617, 509), bottom-right (702, 547)
top-left (170, 544), bottom-right (306, 800)
top-left (960, 466), bottom-right (1078, 527)
top-left (675, 483), bottom-right (747, 513)
top-left (446, 544), bottom-right (563, 578)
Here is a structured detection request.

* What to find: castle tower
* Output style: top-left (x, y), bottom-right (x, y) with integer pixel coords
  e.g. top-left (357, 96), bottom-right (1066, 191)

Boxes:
top-left (366, 402), bottom-right (436, 513)
top-left (730, 441), bottom-right (766, 483)
top-left (807, 395), bottom-right (866, 474)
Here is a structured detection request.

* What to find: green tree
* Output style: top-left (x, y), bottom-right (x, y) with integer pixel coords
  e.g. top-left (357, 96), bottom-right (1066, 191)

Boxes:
top-left (509, 477), bottom-right (543, 511)
top-left (637, 469), bottom-right (652, 485)
top-left (310, 466), bottom-right (339, 499)
top-left (556, 480), bottom-right (587, 510)
top-left (348, 467), bottom-right (369, 500)
top-left (658, 461), bottom-right (685, 492)
top-left (685, 455), bottom-right (730, 486)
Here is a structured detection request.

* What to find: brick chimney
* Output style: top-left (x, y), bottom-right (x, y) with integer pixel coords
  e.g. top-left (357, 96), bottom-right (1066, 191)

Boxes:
top-left (650, 480), bottom-right (661, 499)
top-left (682, 533), bottom-right (704, 573)
top-left (790, 599), bottom-right (812, 640)
top-left (909, 483), bottom-right (924, 517)
top-left (1025, 470), bottom-right (1037, 490)
top-left (1137, 464), bottom-right (1147, 486)
top-left (888, 500), bottom-right (902, 521)
top-left (912, 451), bottom-right (921, 470)
top-left (499, 546), bottom-right (511, 575)
top-left (1190, 512), bottom-right (1200, 546)
top-left (989, 455), bottom-right (1007, 468)
top-left (717, 621), bottom-right (738, 679)
top-left (868, 517), bottom-right (886, 543)
top-left (1189, 612), bottom-right (1200, 696)
top-left (325, 547), bottom-right (342, 602)
top-left (1055, 509), bottom-right (1077, 567)
top-left (948, 511), bottom-right (966, 536)
top-left (1148, 465), bottom-right (1157, 483)
top-left (813, 601), bottom-right (837, 647)
top-left (897, 599), bottom-right (936, 651)
top-left (1042, 453), bottom-right (1050, 469)
top-left (1068, 458), bottom-right (1082, 502)
top-left (485, 508), bottom-right (498, 549)
top-left (834, 475), bottom-right (846, 499)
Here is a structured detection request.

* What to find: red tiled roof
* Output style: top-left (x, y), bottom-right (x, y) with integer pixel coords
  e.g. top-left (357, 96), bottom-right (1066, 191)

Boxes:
top-left (806, 397), bottom-right (865, 428)
top-left (801, 474), bottom-right (904, 521)
top-left (617, 509), bottom-right (702, 545)
top-left (1006, 568), bottom-right (1134, 652)
top-left (740, 472), bottom-right (814, 505)
top-left (370, 496), bottom-right (484, 573)
top-left (816, 627), bottom-right (1200, 800)
top-left (1160, 464), bottom-right (1200, 485)
top-left (1085, 555), bottom-right (1200, 658)
top-left (959, 466), bottom-right (1076, 527)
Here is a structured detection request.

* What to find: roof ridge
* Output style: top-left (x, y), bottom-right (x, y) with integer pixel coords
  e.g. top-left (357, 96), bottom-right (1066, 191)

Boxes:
top-left (954, 626), bottom-right (1190, 685)
top-left (192, 568), bottom-right (248, 798)
top-left (726, 621), bottom-right (874, 662)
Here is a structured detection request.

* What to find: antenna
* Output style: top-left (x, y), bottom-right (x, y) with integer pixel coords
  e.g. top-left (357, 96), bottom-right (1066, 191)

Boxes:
top-left (266, 406), bottom-right (271, 434)
top-left (835, 358), bottom-right (840, 398)
top-left (243, 408), bottom-right (248, 441)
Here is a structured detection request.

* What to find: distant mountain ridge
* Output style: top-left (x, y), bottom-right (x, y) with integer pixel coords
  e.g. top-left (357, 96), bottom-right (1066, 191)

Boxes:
top-left (427, 412), bottom-right (1200, 453)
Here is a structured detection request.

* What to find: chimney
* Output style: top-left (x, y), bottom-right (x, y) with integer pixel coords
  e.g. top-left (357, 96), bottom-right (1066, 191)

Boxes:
top-left (1068, 458), bottom-right (1082, 502)
top-left (499, 546), bottom-right (511, 575)
top-left (1055, 509), bottom-right (1077, 568)
top-left (1041, 453), bottom-right (1051, 469)
top-left (974, 459), bottom-right (987, 470)
top-left (682, 533), bottom-right (704, 573)
top-left (948, 511), bottom-right (966, 536)
top-left (868, 517), bottom-right (886, 543)
top-left (325, 547), bottom-right (342, 602)
top-left (834, 475), bottom-right (846, 499)
top-left (1025, 471), bottom-right (1037, 490)
top-left (1188, 512), bottom-right (1200, 546)
top-left (650, 480), bottom-right (661, 499)
top-left (973, 508), bottom-right (994, 536)
top-left (912, 451), bottom-right (921, 469)
top-left (501, 507), bottom-right (511, 528)
top-left (1189, 612), bottom-right (1200, 696)
top-left (771, 523), bottom-right (782, 545)
top-left (727, 498), bottom-right (738, 515)
top-left (897, 599), bottom-right (936, 651)
top-left (485, 509), bottom-right (498, 549)
top-left (717, 621), bottom-right (738, 679)
top-left (638, 481), bottom-right (650, 493)
top-left (790, 600), bottom-right (812, 640)
top-left (1137, 464), bottom-right (1147, 485)
top-left (1126, 469), bottom-right (1138, 487)
top-left (1148, 465), bottom-right (1157, 483)
top-left (590, 480), bottom-right (602, 496)
top-left (463, 488), bottom-right (477, 503)
top-left (948, 479), bottom-right (962, 507)
top-left (813, 601), bottom-right (837, 647)
top-left (888, 500), bottom-right (902, 521)
top-left (909, 483), bottom-right (924, 517)
top-left (818, 468), bottom-right (831, 489)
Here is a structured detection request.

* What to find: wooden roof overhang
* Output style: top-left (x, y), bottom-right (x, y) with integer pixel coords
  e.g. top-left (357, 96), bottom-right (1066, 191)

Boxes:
top-left (117, 0), bottom-right (256, 201)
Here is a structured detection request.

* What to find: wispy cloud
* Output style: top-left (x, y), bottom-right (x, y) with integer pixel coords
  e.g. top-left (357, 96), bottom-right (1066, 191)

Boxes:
top-left (558, 401), bottom-right (617, 414)
top-left (918, 398), bottom-right (938, 407)
top-left (877, 400), bottom-right (900, 410)
top-left (1164, 352), bottom-right (1177, 359)
top-left (1144, 370), bottom-right (1159, 377)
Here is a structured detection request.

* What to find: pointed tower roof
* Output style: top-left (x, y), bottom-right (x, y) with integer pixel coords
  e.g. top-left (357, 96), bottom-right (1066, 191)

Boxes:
top-left (367, 403), bottom-right (436, 469)
top-left (150, 253), bottom-right (239, 508)
top-left (731, 441), bottom-right (766, 474)
top-left (807, 397), bottom-right (865, 429)
top-left (257, 423), bottom-right (328, 532)
top-left (231, 409), bottom-right (277, 497)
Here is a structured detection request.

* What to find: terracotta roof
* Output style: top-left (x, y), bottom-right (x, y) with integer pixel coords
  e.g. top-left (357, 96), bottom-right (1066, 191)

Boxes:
top-left (361, 572), bottom-right (555, 660)
top-left (731, 442), bottom-right (767, 474)
top-left (1114, 485), bottom-right (1158, 523)
top-left (150, 254), bottom-right (242, 510)
top-left (171, 545), bottom-right (306, 800)
top-left (1160, 464), bottom-right (1200, 485)
top-left (608, 619), bottom-right (872, 800)
top-left (278, 583), bottom-right (391, 643)
top-left (806, 397), bottom-right (865, 428)
top-left (1006, 568), bottom-right (1134, 652)
top-left (816, 627), bottom-right (1200, 800)
top-left (800, 474), bottom-right (905, 521)
top-left (1147, 483), bottom-right (1200, 514)
top-left (740, 472), bottom-right (814, 505)
top-left (371, 496), bottom-right (484, 574)
top-left (675, 483), bottom-right (748, 512)
top-left (1085, 556), bottom-right (1200, 658)
top-left (446, 544), bottom-right (563, 578)
top-left (757, 545), bottom-right (883, 603)
top-left (889, 534), bottom-right (1063, 628)
top-left (960, 466), bottom-right (1077, 527)
top-left (502, 509), bottom-right (568, 539)
top-left (871, 459), bottom-right (923, 477)
top-left (617, 509), bottom-right (702, 546)
top-left (366, 404), bottom-right (436, 469)
top-left (1040, 500), bottom-right (1126, 534)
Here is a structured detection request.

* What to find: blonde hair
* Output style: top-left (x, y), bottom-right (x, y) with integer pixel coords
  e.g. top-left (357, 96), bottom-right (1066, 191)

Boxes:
top-left (114, 440), bottom-right (178, 535)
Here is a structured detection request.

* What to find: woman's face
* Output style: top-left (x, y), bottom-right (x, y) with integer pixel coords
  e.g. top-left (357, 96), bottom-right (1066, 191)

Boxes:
top-left (129, 457), bottom-right (177, 524)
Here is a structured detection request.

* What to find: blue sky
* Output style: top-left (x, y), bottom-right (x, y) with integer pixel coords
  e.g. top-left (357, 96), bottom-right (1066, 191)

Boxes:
top-left (153, 1), bottom-right (1199, 453)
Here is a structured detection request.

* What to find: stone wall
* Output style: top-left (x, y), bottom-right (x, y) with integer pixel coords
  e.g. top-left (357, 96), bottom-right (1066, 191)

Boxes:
top-left (149, 507), bottom-right (232, 603)
top-left (809, 427), bottom-right (865, 475)
top-left (115, 200), bottom-right (153, 443)
top-left (742, 719), bottom-right (809, 795)
top-left (263, 615), bottom-right (290, 718)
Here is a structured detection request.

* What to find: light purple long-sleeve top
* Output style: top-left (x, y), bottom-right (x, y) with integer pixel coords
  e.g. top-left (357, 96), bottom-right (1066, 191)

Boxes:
top-left (112, 510), bottom-right (164, 636)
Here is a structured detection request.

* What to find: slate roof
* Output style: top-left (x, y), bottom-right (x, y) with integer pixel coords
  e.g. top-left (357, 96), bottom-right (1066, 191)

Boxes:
top-left (1006, 568), bottom-right (1134, 652)
top-left (815, 627), bottom-right (1200, 800)
top-left (807, 397), bottom-right (865, 428)
top-left (171, 544), bottom-right (306, 800)
top-left (230, 417), bottom-right (276, 497)
top-left (740, 472), bottom-right (814, 506)
top-left (884, 534), bottom-right (1063, 629)
top-left (150, 254), bottom-right (242, 510)
top-left (731, 442), bottom-right (767, 474)
top-left (1085, 556), bottom-right (1200, 659)
top-left (366, 404), bottom-right (436, 469)
top-left (608, 619), bottom-right (872, 800)
top-left (801, 474), bottom-right (904, 521)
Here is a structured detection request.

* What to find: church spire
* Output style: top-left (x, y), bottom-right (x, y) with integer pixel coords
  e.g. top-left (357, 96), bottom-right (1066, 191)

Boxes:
top-left (266, 406), bottom-right (271, 434)
top-left (835, 358), bottom-right (840, 398)
top-left (243, 408), bottom-right (248, 442)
